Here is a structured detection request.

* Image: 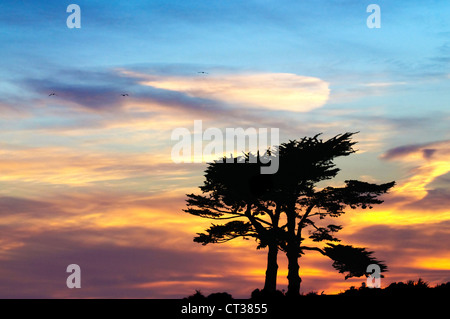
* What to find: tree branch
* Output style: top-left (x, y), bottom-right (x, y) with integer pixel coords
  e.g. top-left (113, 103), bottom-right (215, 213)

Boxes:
top-left (300, 246), bottom-right (326, 256)
top-left (296, 203), bottom-right (315, 240)
top-left (252, 216), bottom-right (275, 227)
top-left (244, 203), bottom-right (268, 236)
top-left (254, 202), bottom-right (275, 218)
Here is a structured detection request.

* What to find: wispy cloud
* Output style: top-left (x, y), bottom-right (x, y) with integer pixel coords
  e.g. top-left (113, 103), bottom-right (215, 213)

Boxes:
top-left (363, 82), bottom-right (407, 88)
top-left (120, 70), bottom-right (330, 112)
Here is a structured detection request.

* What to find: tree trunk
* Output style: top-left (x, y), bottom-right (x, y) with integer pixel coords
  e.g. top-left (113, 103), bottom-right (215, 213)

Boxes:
top-left (286, 203), bottom-right (301, 297)
top-left (263, 242), bottom-right (278, 293)
top-left (286, 247), bottom-right (301, 297)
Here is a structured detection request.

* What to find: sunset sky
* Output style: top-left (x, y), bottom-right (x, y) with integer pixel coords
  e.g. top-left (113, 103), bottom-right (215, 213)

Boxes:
top-left (1, 0), bottom-right (449, 298)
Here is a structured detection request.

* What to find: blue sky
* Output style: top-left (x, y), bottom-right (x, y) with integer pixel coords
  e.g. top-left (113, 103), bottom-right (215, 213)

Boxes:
top-left (2, 1), bottom-right (449, 125)
top-left (0, 0), bottom-right (449, 298)
top-left (1, 1), bottom-right (448, 71)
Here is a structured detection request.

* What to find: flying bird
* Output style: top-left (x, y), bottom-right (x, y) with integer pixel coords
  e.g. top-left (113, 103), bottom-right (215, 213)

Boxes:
top-left (48, 93), bottom-right (56, 96)
top-left (198, 71), bottom-right (208, 74)
top-left (121, 93), bottom-right (129, 96)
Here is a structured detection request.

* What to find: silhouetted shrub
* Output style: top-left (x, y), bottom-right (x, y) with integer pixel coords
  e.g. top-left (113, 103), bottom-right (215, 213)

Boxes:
top-left (184, 290), bottom-right (207, 300)
top-left (184, 279), bottom-right (450, 300)
top-left (184, 290), bottom-right (233, 301)
top-left (251, 288), bottom-right (285, 300)
top-left (435, 282), bottom-right (450, 292)
top-left (207, 292), bottom-right (233, 302)
top-left (340, 279), bottom-right (450, 296)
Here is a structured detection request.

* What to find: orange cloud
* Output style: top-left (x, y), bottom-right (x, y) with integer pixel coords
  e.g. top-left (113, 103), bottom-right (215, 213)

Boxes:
top-left (382, 140), bottom-right (450, 200)
top-left (0, 146), bottom-right (187, 187)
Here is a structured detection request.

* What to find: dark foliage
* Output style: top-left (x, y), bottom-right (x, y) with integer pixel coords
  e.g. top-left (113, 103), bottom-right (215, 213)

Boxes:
top-left (184, 279), bottom-right (450, 300)
top-left (184, 290), bottom-right (233, 301)
top-left (250, 288), bottom-right (286, 301)
top-left (324, 244), bottom-right (388, 279)
top-left (340, 279), bottom-right (450, 296)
